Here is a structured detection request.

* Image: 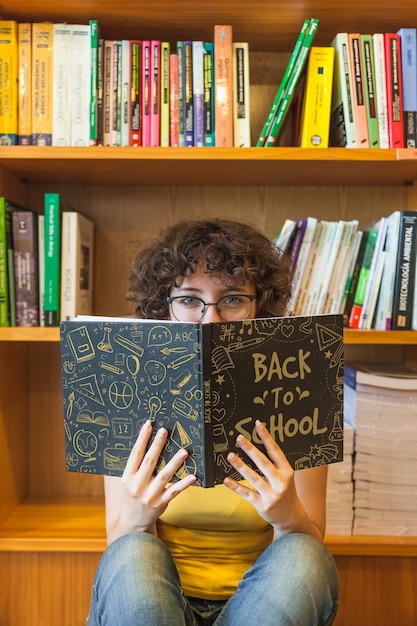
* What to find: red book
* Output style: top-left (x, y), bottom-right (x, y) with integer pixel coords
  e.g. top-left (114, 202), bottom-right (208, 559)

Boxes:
top-left (130, 40), bottom-right (141, 146)
top-left (141, 40), bottom-right (151, 146)
top-left (384, 33), bottom-right (404, 148)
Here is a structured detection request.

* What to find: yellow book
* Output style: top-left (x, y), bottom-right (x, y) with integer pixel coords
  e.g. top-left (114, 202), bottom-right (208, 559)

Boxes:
top-left (300, 46), bottom-right (334, 148)
top-left (18, 23), bottom-right (32, 145)
top-left (32, 22), bottom-right (53, 145)
top-left (0, 20), bottom-right (18, 145)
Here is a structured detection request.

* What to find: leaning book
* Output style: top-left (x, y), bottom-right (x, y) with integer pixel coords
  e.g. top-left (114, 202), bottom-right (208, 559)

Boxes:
top-left (60, 313), bottom-right (344, 487)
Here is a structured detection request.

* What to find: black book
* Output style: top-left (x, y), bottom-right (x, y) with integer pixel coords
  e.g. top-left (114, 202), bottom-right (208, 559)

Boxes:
top-left (60, 313), bottom-right (344, 487)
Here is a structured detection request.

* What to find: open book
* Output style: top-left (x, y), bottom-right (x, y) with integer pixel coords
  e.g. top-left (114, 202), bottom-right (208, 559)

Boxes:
top-left (60, 313), bottom-right (344, 487)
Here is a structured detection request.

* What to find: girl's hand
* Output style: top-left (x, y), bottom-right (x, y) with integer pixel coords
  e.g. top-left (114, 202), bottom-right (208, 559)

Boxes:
top-left (223, 420), bottom-right (326, 542)
top-left (105, 421), bottom-right (196, 542)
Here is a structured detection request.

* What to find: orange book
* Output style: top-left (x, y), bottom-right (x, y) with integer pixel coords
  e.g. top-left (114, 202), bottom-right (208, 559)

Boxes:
top-left (214, 24), bottom-right (233, 147)
top-left (348, 33), bottom-right (369, 147)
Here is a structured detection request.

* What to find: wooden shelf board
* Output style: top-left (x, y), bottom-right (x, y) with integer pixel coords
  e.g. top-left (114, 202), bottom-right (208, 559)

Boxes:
top-left (1, 147), bottom-right (417, 187)
top-left (0, 497), bottom-right (416, 556)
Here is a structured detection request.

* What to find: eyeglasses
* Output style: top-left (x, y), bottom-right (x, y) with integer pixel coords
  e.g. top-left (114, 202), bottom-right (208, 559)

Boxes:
top-left (167, 294), bottom-right (256, 323)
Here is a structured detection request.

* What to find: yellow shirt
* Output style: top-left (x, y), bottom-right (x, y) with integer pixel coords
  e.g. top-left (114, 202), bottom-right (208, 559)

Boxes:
top-left (157, 484), bottom-right (273, 600)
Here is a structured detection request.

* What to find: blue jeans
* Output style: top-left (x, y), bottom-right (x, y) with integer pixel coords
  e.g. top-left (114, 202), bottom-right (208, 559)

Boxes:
top-left (87, 532), bottom-right (339, 626)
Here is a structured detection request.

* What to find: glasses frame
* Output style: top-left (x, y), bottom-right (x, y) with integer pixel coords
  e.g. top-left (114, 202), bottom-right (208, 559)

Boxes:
top-left (167, 294), bottom-right (257, 323)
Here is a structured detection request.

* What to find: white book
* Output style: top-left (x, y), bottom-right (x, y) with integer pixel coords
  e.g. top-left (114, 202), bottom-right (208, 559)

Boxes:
top-left (192, 41), bottom-right (205, 147)
top-left (52, 24), bottom-right (72, 146)
top-left (325, 220), bottom-right (359, 314)
top-left (329, 33), bottom-right (358, 147)
top-left (232, 42), bottom-right (251, 147)
top-left (160, 41), bottom-right (170, 147)
top-left (71, 24), bottom-right (91, 146)
top-left (315, 220), bottom-right (346, 314)
top-left (372, 33), bottom-right (389, 149)
top-left (289, 216), bottom-right (317, 314)
top-left (273, 218), bottom-right (296, 253)
top-left (374, 210), bottom-right (401, 329)
top-left (60, 212), bottom-right (95, 320)
top-left (304, 220), bottom-right (335, 315)
top-left (358, 216), bottom-right (387, 328)
top-left (362, 250), bottom-right (386, 329)
top-left (293, 219), bottom-right (323, 315)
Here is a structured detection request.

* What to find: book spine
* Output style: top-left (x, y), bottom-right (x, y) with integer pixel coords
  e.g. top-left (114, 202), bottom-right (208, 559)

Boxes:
top-left (203, 42), bottom-right (215, 146)
top-left (342, 230), bottom-right (366, 325)
top-left (360, 34), bottom-right (380, 148)
top-left (326, 220), bottom-right (359, 315)
top-left (96, 39), bottom-right (104, 145)
top-left (358, 217), bottom-right (387, 329)
top-left (397, 27), bottom-right (417, 148)
top-left (89, 19), bottom-right (99, 146)
top-left (372, 33), bottom-right (389, 148)
top-left (52, 23), bottom-right (72, 147)
top-left (169, 52), bottom-right (179, 147)
top-left (71, 24), bottom-right (92, 147)
top-left (183, 41), bottom-right (194, 146)
top-left (214, 24), bottom-right (233, 147)
top-left (12, 210), bottom-right (39, 327)
top-left (265, 18), bottom-right (319, 147)
top-left (374, 210), bottom-right (401, 330)
top-left (201, 323), bottom-right (215, 488)
top-left (0, 21), bottom-right (18, 145)
top-left (113, 41), bottom-right (120, 146)
top-left (287, 218), bottom-right (307, 277)
top-left (160, 41), bottom-right (170, 147)
top-left (31, 23), bottom-right (53, 145)
top-left (38, 213), bottom-right (45, 326)
top-left (150, 40), bottom-right (161, 147)
top-left (257, 19), bottom-right (310, 147)
top-left (232, 42), bottom-right (251, 147)
top-left (141, 40), bottom-right (151, 146)
top-left (348, 228), bottom-right (378, 328)
top-left (384, 33), bottom-right (405, 148)
top-left (130, 40), bottom-right (141, 146)
top-left (120, 40), bottom-right (131, 147)
top-left (43, 193), bottom-right (61, 326)
top-left (329, 32), bottom-right (357, 148)
top-left (348, 33), bottom-right (369, 147)
top-left (288, 216), bottom-right (317, 313)
top-left (102, 40), bottom-right (114, 146)
top-left (391, 211), bottom-right (417, 330)
top-left (176, 41), bottom-right (185, 146)
top-left (0, 200), bottom-right (9, 325)
top-left (192, 41), bottom-right (205, 147)
top-left (300, 46), bottom-right (334, 148)
top-left (17, 22), bottom-right (32, 145)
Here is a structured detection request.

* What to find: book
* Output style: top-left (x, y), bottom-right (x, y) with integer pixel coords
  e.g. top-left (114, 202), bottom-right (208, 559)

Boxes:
top-left (357, 216), bottom-right (387, 329)
top-left (160, 41), bottom-right (170, 147)
top-left (232, 42), bottom-right (251, 147)
top-left (257, 19), bottom-right (310, 147)
top-left (43, 192), bottom-right (62, 326)
top-left (0, 20), bottom-right (18, 145)
top-left (384, 32), bottom-right (404, 148)
top-left (141, 40), bottom-right (151, 146)
top-left (183, 40), bottom-right (194, 146)
top-left (289, 216), bottom-right (318, 314)
top-left (60, 212), bottom-right (94, 321)
top-left (329, 33), bottom-right (357, 148)
top-left (397, 28), bottom-right (417, 148)
top-left (348, 33), bottom-right (369, 148)
top-left (96, 38), bottom-right (104, 145)
top-left (287, 218), bottom-right (308, 278)
top-left (12, 209), bottom-right (39, 326)
top-left (38, 213), bottom-right (45, 326)
top-left (32, 22), bottom-right (53, 145)
top-left (176, 41), bottom-right (185, 146)
top-left (293, 219), bottom-right (324, 315)
top-left (0, 198), bottom-right (22, 326)
top-left (130, 40), bottom-right (141, 146)
top-left (17, 22), bottom-right (32, 145)
top-left (299, 46), bottom-right (334, 148)
top-left (119, 40), bottom-right (131, 147)
top-left (324, 220), bottom-right (359, 315)
top-left (308, 220), bottom-right (345, 315)
top-left (343, 230), bottom-right (367, 326)
top-left (374, 210), bottom-right (401, 330)
top-left (391, 210), bottom-right (417, 330)
top-left (360, 34), bottom-right (380, 148)
top-left (214, 25), bottom-right (233, 147)
top-left (59, 313), bottom-right (344, 487)
top-left (273, 218), bottom-right (297, 254)
top-left (169, 52), bottom-right (179, 146)
top-left (150, 40), bottom-right (161, 147)
top-left (102, 40), bottom-right (115, 146)
top-left (192, 41), bottom-right (205, 147)
top-left (264, 18), bottom-right (320, 147)
top-left (348, 226), bottom-right (379, 328)
top-left (345, 361), bottom-right (417, 391)
top-left (372, 34), bottom-right (389, 148)
top-left (52, 23), bottom-right (72, 146)
top-left (89, 19), bottom-right (99, 146)
top-left (203, 42), bottom-right (215, 146)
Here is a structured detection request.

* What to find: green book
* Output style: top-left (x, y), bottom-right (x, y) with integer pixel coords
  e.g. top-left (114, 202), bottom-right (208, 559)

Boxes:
top-left (44, 193), bottom-right (62, 326)
top-left (257, 19), bottom-right (310, 147)
top-left (360, 34), bottom-right (380, 148)
top-left (264, 18), bottom-right (320, 147)
top-left (348, 227), bottom-right (378, 328)
top-left (0, 198), bottom-right (25, 326)
top-left (89, 19), bottom-right (99, 146)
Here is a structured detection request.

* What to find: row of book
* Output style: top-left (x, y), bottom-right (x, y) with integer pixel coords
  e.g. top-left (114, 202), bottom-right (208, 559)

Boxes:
top-left (0, 196), bottom-right (94, 327)
top-left (0, 20), bottom-right (251, 148)
top-left (275, 210), bottom-right (417, 330)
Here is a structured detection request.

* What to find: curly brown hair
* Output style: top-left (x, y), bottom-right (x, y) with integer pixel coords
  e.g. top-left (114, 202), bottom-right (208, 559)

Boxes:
top-left (127, 218), bottom-right (292, 319)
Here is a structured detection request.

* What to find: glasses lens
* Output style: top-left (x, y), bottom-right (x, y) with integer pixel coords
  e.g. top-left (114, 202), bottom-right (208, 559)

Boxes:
top-left (217, 295), bottom-right (254, 321)
top-left (170, 296), bottom-right (205, 322)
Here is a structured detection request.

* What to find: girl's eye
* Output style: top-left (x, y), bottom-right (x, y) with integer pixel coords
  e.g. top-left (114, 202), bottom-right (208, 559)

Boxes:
top-left (180, 297), bottom-right (201, 307)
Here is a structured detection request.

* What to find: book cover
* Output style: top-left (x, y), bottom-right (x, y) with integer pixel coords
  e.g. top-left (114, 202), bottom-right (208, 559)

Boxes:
top-left (372, 33), bottom-right (389, 148)
top-left (89, 19), bottom-right (99, 146)
top-left (391, 211), bottom-right (417, 330)
top-left (169, 52), bottom-right (179, 147)
top-left (183, 40), bottom-right (194, 146)
top-left (397, 27), bottom-right (417, 148)
top-left (329, 33), bottom-right (357, 148)
top-left (52, 23), bottom-right (72, 146)
top-left (102, 40), bottom-right (115, 146)
top-left (192, 41), bottom-right (205, 147)
top-left (118, 40), bottom-right (131, 147)
top-left (293, 219), bottom-right (324, 315)
top-left (43, 192), bottom-right (62, 327)
top-left (17, 22), bottom-right (32, 145)
top-left (71, 24), bottom-right (92, 146)
top-left (96, 38), bottom-right (104, 145)
top-left (160, 41), bottom-right (170, 147)
top-left (360, 34), bottom-right (380, 148)
top-left (150, 40), bottom-right (161, 147)
top-left (141, 40), bottom-right (151, 146)
top-left (203, 42), bottom-right (215, 146)
top-left (0, 198), bottom-right (23, 326)
top-left (384, 32), bottom-right (404, 148)
top-left (0, 20), bottom-right (18, 145)
top-left (358, 216), bottom-right (388, 329)
top-left (176, 41), bottom-right (185, 146)
top-left (374, 210), bottom-right (401, 330)
top-left (38, 213), bottom-right (45, 326)
top-left (348, 226), bottom-right (379, 328)
top-left (60, 314), bottom-right (344, 487)
top-left (214, 25), bottom-right (233, 147)
top-left (60, 212), bottom-right (94, 321)
top-left (32, 22), bottom-right (53, 145)
top-left (12, 210), bottom-right (39, 327)
top-left (130, 40), bottom-right (141, 146)
top-left (257, 19), bottom-right (310, 147)
top-left (287, 218), bottom-right (307, 278)
top-left (265, 19), bottom-right (319, 147)
top-left (232, 42), bottom-right (251, 147)
top-left (302, 220), bottom-right (332, 315)
top-left (300, 46), bottom-right (334, 148)
top-left (308, 220), bottom-right (345, 315)
top-left (348, 33), bottom-right (369, 148)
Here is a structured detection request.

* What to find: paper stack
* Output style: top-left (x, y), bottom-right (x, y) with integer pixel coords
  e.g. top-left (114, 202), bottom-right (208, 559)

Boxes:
top-left (326, 422), bottom-right (354, 534)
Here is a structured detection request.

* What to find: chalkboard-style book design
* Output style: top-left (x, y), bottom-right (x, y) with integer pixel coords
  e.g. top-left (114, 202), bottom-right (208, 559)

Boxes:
top-left (60, 314), bottom-right (344, 487)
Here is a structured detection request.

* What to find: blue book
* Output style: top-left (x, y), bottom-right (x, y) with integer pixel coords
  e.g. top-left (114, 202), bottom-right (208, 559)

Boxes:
top-left (397, 28), bottom-right (417, 148)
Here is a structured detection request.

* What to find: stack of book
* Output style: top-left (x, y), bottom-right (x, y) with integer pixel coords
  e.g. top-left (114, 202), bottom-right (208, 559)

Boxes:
top-left (345, 362), bottom-right (417, 536)
top-left (326, 422), bottom-right (354, 535)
